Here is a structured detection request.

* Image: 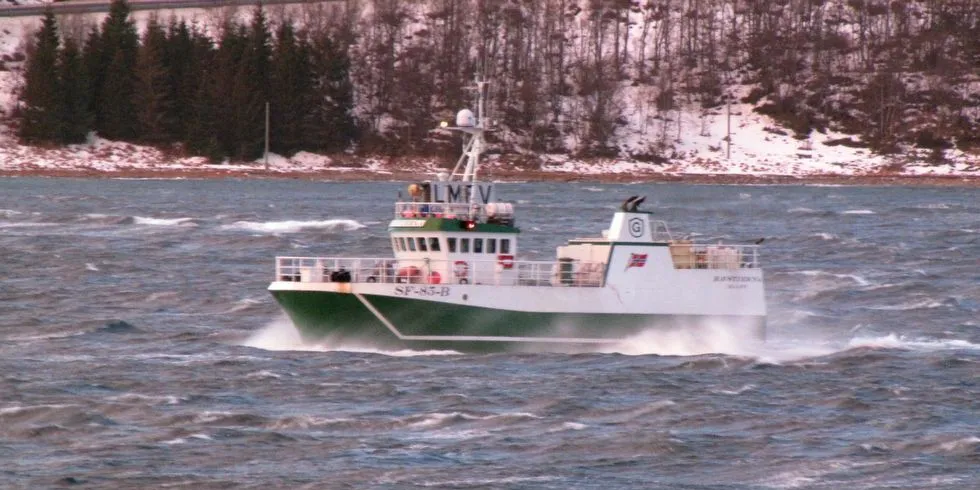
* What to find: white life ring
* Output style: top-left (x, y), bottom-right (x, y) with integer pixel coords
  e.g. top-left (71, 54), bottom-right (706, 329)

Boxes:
top-left (453, 260), bottom-right (469, 278)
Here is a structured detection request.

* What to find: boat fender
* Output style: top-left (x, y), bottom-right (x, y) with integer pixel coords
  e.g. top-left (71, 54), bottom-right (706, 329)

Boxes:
top-left (497, 254), bottom-right (514, 270)
top-left (366, 276), bottom-right (377, 283)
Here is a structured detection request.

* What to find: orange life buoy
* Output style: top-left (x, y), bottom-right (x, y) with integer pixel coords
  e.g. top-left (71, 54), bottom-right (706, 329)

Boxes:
top-left (497, 254), bottom-right (514, 270)
top-left (428, 271), bottom-right (442, 284)
top-left (396, 266), bottom-right (422, 283)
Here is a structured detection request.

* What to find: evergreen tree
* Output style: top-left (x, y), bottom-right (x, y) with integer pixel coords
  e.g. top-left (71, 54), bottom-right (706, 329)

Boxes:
top-left (270, 20), bottom-right (315, 156)
top-left (164, 19), bottom-right (204, 143)
top-left (81, 25), bottom-right (104, 127)
top-left (19, 9), bottom-right (61, 143)
top-left (187, 21), bottom-right (245, 160)
top-left (230, 5), bottom-right (273, 160)
top-left (96, 0), bottom-right (140, 140)
top-left (56, 37), bottom-right (91, 144)
top-left (309, 31), bottom-right (356, 152)
top-left (133, 18), bottom-right (171, 143)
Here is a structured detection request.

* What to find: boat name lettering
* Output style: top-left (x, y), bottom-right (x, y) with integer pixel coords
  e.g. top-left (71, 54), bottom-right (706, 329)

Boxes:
top-left (394, 285), bottom-right (452, 297)
top-left (430, 183), bottom-right (494, 204)
top-left (713, 275), bottom-right (762, 283)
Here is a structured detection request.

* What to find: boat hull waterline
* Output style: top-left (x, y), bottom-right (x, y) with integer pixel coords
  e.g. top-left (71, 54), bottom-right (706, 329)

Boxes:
top-left (270, 283), bottom-right (766, 353)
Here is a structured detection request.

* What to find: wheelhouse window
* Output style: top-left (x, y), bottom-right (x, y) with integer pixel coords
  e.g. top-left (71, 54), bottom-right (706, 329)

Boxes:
top-left (460, 238), bottom-right (470, 253)
top-left (407, 238), bottom-right (417, 251)
top-left (474, 238), bottom-right (483, 254)
top-left (500, 239), bottom-right (511, 254)
top-left (392, 238), bottom-right (401, 251)
top-left (429, 237), bottom-right (441, 252)
top-left (447, 237), bottom-right (457, 253)
top-left (487, 238), bottom-right (497, 254)
top-left (417, 237), bottom-right (428, 251)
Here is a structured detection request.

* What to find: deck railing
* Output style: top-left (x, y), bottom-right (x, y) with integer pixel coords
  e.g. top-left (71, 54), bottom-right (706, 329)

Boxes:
top-left (394, 202), bottom-right (481, 220)
top-left (668, 243), bottom-right (761, 269)
top-left (274, 257), bottom-right (606, 288)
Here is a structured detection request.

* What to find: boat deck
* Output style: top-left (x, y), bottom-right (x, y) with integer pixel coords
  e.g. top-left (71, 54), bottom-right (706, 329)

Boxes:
top-left (276, 257), bottom-right (605, 287)
top-left (274, 247), bottom-right (761, 289)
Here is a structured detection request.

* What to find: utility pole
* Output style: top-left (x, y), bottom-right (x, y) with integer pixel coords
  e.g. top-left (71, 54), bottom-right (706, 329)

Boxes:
top-left (264, 101), bottom-right (270, 171)
top-left (726, 95), bottom-right (732, 160)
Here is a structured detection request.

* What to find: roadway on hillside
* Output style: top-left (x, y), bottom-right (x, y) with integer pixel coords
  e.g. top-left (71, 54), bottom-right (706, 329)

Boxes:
top-left (0, 0), bottom-right (336, 17)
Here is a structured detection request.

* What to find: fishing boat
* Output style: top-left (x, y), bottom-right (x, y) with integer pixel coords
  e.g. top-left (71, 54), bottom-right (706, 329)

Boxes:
top-left (268, 81), bottom-right (766, 353)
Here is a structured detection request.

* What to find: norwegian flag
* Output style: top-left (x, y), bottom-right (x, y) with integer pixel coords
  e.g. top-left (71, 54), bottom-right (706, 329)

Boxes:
top-left (625, 253), bottom-right (648, 270)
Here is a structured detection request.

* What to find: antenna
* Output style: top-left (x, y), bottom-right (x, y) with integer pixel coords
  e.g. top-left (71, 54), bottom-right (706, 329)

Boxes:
top-left (447, 78), bottom-right (488, 184)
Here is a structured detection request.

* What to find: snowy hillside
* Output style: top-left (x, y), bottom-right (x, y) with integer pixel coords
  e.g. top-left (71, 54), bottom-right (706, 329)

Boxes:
top-left (0, 1), bottom-right (976, 180)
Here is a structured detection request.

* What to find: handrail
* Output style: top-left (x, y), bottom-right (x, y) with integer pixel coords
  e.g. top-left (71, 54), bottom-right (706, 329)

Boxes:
top-left (274, 256), bottom-right (606, 288)
top-left (394, 202), bottom-right (482, 220)
top-left (668, 243), bottom-right (761, 269)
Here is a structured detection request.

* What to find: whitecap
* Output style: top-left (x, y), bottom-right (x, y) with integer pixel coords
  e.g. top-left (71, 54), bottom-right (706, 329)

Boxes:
top-left (193, 411), bottom-right (236, 424)
top-left (0, 404), bottom-right (75, 416)
top-left (937, 436), bottom-right (980, 453)
top-left (789, 270), bottom-right (869, 286)
top-left (107, 393), bottom-right (182, 405)
top-left (842, 209), bottom-right (874, 215)
top-left (266, 415), bottom-right (353, 430)
top-left (548, 421), bottom-right (588, 433)
top-left (85, 262), bottom-right (100, 272)
top-left (406, 411), bottom-right (542, 429)
top-left (847, 333), bottom-right (980, 352)
top-left (418, 476), bottom-right (558, 487)
top-left (713, 384), bottom-right (756, 395)
top-left (603, 322), bottom-right (764, 357)
top-left (245, 370), bottom-right (281, 380)
top-left (224, 219), bottom-right (366, 233)
top-left (4, 331), bottom-right (85, 342)
top-left (864, 299), bottom-right (944, 311)
top-left (222, 298), bottom-right (263, 314)
top-left (0, 222), bottom-right (59, 228)
top-left (133, 216), bottom-right (197, 226)
top-left (162, 434), bottom-right (211, 445)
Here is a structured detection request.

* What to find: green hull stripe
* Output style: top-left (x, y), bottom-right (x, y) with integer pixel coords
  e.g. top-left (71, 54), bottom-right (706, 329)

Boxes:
top-left (270, 290), bottom-right (766, 353)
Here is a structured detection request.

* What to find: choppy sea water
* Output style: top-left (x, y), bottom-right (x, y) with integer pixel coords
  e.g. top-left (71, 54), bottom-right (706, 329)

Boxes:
top-left (0, 178), bottom-right (977, 489)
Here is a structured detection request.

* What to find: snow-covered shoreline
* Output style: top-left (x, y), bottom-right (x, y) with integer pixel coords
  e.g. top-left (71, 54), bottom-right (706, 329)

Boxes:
top-left (0, 4), bottom-right (976, 186)
top-left (1, 150), bottom-right (976, 188)
top-left (0, 126), bottom-right (975, 185)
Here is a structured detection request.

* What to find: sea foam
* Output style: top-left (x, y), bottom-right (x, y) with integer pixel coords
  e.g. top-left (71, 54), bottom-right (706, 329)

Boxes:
top-left (225, 219), bottom-right (366, 234)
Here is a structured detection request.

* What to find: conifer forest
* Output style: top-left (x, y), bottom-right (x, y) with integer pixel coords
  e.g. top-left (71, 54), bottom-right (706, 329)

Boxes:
top-left (17, 0), bottom-right (980, 164)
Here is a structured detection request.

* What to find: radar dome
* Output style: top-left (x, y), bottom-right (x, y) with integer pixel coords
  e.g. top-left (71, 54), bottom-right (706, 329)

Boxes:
top-left (456, 109), bottom-right (476, 127)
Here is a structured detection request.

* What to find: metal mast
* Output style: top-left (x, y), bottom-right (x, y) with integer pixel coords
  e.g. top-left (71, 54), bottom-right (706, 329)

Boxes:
top-left (449, 79), bottom-right (488, 183)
